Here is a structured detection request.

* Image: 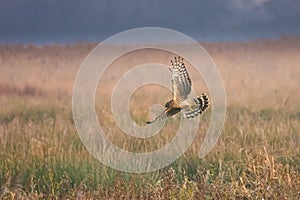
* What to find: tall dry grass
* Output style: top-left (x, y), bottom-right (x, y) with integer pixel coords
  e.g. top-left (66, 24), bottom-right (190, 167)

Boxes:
top-left (0, 37), bottom-right (299, 199)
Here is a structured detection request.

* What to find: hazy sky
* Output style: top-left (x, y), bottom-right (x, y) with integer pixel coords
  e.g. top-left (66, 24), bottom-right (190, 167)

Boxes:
top-left (0, 0), bottom-right (299, 44)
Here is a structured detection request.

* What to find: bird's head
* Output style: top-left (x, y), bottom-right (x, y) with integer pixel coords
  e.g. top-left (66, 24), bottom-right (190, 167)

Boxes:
top-left (165, 100), bottom-right (173, 108)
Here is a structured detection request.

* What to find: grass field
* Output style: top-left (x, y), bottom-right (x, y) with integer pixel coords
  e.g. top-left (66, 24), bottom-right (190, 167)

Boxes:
top-left (0, 37), bottom-right (300, 199)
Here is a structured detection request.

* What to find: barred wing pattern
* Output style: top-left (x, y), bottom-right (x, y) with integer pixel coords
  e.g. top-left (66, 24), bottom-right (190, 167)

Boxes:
top-left (183, 94), bottom-right (209, 119)
top-left (170, 56), bottom-right (192, 103)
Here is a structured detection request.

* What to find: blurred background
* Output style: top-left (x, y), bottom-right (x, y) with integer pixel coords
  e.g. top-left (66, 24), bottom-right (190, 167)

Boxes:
top-left (0, 0), bottom-right (299, 44)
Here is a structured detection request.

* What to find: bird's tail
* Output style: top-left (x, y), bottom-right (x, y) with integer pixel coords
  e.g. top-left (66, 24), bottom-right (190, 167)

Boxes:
top-left (183, 93), bottom-right (209, 119)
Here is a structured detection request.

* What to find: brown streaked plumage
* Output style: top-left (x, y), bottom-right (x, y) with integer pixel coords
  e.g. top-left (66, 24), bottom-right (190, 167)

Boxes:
top-left (146, 56), bottom-right (210, 124)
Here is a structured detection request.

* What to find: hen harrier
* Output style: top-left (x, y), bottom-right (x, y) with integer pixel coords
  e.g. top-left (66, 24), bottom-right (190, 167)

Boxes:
top-left (146, 56), bottom-right (209, 124)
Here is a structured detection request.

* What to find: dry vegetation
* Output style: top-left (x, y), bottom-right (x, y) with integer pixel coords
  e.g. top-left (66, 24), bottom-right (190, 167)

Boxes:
top-left (0, 37), bottom-right (300, 199)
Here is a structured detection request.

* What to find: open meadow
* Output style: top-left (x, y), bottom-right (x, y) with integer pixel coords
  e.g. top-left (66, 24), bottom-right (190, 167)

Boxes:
top-left (0, 37), bottom-right (300, 199)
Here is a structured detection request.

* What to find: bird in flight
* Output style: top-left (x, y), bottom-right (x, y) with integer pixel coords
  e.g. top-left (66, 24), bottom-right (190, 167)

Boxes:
top-left (146, 56), bottom-right (209, 124)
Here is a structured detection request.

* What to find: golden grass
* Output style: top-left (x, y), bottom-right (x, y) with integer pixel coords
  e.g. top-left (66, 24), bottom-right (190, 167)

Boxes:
top-left (0, 37), bottom-right (300, 199)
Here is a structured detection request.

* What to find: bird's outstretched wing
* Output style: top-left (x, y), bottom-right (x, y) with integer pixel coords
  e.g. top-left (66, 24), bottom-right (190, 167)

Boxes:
top-left (170, 56), bottom-right (192, 104)
top-left (183, 94), bottom-right (210, 119)
top-left (146, 107), bottom-right (181, 124)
